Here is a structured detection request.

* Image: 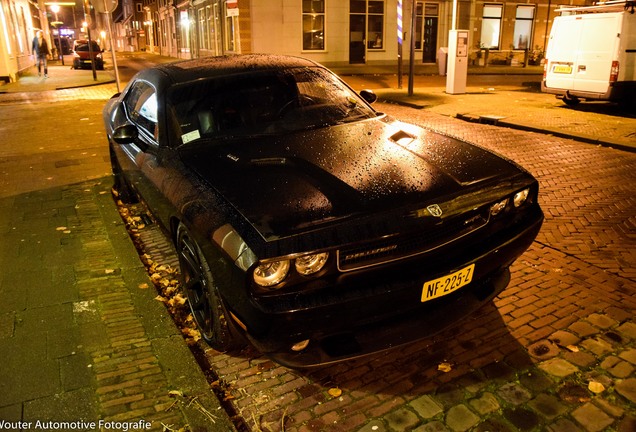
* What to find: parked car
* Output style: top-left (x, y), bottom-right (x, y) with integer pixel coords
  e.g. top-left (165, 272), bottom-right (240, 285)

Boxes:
top-left (72, 39), bottom-right (104, 70)
top-left (542, 1), bottom-right (636, 106)
top-left (103, 54), bottom-right (543, 367)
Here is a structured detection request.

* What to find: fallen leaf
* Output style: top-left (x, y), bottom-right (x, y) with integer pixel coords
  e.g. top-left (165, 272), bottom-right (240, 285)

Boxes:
top-left (438, 362), bottom-right (452, 373)
top-left (55, 226), bottom-right (67, 231)
top-left (328, 388), bottom-right (342, 397)
top-left (588, 381), bottom-right (605, 394)
top-left (155, 295), bottom-right (168, 303)
top-left (168, 390), bottom-right (184, 397)
top-left (182, 327), bottom-right (201, 342)
top-left (168, 294), bottom-right (187, 307)
top-left (138, 283), bottom-right (149, 289)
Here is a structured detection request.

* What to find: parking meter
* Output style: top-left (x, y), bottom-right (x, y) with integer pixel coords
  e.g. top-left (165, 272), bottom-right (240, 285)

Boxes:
top-left (446, 30), bottom-right (469, 95)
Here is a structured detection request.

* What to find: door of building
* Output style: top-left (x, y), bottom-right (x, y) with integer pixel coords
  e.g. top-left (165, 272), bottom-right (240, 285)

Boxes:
top-left (423, 16), bottom-right (438, 63)
top-left (417, 3), bottom-right (439, 63)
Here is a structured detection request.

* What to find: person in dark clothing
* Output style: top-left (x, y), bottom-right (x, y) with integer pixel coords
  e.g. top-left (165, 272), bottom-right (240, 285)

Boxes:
top-left (32, 30), bottom-right (50, 78)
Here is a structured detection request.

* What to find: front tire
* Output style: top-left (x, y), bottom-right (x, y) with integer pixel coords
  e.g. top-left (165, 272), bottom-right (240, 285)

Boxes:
top-left (176, 223), bottom-right (240, 352)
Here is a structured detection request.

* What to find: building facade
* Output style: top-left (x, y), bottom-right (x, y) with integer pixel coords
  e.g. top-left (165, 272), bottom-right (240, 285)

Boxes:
top-left (0, 0), bottom-right (43, 82)
top-left (1, 0), bottom-right (591, 83)
top-left (129, 0), bottom-right (590, 67)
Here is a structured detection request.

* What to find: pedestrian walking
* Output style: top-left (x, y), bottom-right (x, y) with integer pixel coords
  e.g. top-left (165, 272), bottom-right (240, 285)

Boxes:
top-left (32, 30), bottom-right (50, 78)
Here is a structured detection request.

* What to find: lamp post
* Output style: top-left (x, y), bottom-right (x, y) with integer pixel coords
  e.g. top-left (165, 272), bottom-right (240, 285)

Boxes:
top-left (50, 3), bottom-right (65, 65)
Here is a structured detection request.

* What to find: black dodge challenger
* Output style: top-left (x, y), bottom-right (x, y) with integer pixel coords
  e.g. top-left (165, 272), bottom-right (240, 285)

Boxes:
top-left (104, 54), bottom-right (543, 367)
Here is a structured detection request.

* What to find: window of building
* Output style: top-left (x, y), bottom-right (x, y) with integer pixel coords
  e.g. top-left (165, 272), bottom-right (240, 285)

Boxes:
top-left (350, 0), bottom-right (385, 50)
top-left (302, 0), bottom-right (325, 50)
top-left (225, 16), bottom-right (235, 51)
top-left (480, 4), bottom-right (502, 49)
top-left (198, 7), bottom-right (208, 50)
top-left (367, 1), bottom-right (384, 49)
top-left (136, 3), bottom-right (143, 13)
top-left (513, 5), bottom-right (535, 50)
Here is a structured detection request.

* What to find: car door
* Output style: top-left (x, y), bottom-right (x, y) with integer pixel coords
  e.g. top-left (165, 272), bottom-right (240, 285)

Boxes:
top-left (116, 80), bottom-right (170, 218)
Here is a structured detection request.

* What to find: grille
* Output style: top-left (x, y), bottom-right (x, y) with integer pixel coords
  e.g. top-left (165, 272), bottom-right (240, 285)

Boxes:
top-left (337, 209), bottom-right (489, 272)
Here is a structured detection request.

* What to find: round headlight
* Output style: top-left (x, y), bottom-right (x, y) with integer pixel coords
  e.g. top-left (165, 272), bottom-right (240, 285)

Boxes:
top-left (253, 260), bottom-right (290, 287)
top-left (513, 189), bottom-right (530, 207)
top-left (490, 198), bottom-right (508, 216)
top-left (295, 252), bottom-right (329, 276)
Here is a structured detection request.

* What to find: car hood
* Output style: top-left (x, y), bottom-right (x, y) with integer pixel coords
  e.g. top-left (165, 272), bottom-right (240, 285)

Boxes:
top-left (180, 117), bottom-right (526, 242)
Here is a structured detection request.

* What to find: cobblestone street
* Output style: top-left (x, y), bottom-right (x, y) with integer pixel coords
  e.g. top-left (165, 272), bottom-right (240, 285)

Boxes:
top-left (130, 102), bottom-right (636, 431)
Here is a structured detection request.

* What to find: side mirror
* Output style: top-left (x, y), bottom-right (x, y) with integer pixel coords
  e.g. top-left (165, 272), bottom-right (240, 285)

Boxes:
top-left (112, 124), bottom-right (138, 145)
top-left (359, 89), bottom-right (378, 104)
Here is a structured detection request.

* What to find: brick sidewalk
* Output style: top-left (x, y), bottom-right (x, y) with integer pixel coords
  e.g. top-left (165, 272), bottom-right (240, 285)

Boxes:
top-left (0, 96), bottom-right (236, 431)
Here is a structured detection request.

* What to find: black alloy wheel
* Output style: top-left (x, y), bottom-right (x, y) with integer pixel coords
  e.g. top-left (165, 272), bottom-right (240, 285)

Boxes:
top-left (176, 223), bottom-right (238, 351)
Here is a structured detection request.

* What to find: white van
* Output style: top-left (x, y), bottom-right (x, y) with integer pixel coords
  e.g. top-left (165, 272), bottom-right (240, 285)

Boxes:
top-left (541, 0), bottom-right (636, 106)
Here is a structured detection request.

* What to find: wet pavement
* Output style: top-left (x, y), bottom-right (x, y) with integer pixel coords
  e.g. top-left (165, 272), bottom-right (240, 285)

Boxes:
top-left (0, 54), bottom-right (635, 432)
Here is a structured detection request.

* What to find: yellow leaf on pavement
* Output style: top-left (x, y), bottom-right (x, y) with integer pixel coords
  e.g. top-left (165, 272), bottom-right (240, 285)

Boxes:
top-left (328, 388), bottom-right (342, 398)
top-left (588, 381), bottom-right (605, 394)
top-left (438, 362), bottom-right (452, 373)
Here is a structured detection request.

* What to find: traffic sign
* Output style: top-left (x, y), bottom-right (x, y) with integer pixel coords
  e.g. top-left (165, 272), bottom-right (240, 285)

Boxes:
top-left (92, 0), bottom-right (117, 14)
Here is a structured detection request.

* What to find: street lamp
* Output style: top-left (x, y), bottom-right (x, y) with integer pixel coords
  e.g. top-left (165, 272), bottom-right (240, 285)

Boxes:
top-left (50, 3), bottom-right (65, 65)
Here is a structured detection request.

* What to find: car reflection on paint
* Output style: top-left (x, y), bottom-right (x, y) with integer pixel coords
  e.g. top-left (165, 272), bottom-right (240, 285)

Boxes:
top-left (103, 54), bottom-right (543, 368)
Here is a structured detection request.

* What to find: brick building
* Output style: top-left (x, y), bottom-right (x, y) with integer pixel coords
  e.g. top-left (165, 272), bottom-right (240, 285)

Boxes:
top-left (116, 0), bottom-right (590, 68)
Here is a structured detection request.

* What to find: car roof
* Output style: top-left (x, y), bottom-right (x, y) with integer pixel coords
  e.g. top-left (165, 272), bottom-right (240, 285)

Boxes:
top-left (149, 54), bottom-right (322, 85)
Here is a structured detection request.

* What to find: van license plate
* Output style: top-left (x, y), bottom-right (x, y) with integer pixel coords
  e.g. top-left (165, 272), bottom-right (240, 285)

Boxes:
top-left (553, 65), bottom-right (572, 74)
top-left (421, 264), bottom-right (475, 302)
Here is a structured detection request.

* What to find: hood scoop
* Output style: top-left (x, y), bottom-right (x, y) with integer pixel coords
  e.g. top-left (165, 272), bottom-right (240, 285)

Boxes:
top-left (390, 130), bottom-right (416, 146)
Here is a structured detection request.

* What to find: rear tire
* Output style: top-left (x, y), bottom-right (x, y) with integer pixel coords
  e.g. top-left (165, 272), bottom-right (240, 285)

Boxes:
top-left (562, 95), bottom-right (580, 107)
top-left (176, 223), bottom-right (241, 352)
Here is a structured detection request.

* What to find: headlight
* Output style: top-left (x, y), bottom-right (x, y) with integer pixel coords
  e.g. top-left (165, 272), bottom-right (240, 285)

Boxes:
top-left (513, 188), bottom-right (530, 207)
top-left (490, 198), bottom-right (508, 216)
top-left (295, 252), bottom-right (329, 275)
top-left (253, 260), bottom-right (290, 287)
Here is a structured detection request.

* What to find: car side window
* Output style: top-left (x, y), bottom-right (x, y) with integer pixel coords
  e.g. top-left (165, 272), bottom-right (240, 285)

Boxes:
top-left (125, 81), bottom-right (158, 141)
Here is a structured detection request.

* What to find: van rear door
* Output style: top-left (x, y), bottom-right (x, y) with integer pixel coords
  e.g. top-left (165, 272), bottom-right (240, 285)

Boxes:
top-left (572, 13), bottom-right (621, 93)
top-left (545, 16), bottom-right (583, 91)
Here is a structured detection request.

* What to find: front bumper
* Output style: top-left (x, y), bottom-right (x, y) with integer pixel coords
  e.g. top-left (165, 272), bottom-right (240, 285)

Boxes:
top-left (229, 206), bottom-right (543, 368)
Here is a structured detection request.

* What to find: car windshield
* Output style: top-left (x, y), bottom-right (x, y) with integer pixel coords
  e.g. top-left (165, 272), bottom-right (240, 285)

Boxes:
top-left (75, 42), bottom-right (100, 52)
top-left (167, 66), bottom-right (377, 145)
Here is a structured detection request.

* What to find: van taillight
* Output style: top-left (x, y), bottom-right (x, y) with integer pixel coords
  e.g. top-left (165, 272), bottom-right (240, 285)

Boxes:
top-left (610, 61), bottom-right (619, 82)
top-left (543, 59), bottom-right (548, 79)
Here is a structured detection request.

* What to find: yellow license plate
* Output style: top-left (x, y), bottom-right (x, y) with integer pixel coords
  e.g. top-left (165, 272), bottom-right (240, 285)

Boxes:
top-left (553, 65), bottom-right (572, 74)
top-left (421, 264), bottom-right (475, 302)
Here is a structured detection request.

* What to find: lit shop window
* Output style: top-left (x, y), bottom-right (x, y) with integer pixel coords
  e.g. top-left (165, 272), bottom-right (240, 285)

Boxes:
top-left (303, 0), bottom-right (325, 50)
top-left (513, 5), bottom-right (535, 50)
top-left (480, 4), bottom-right (502, 49)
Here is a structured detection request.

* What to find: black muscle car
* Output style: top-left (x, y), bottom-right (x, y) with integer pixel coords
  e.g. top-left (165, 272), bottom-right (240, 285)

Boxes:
top-left (104, 54), bottom-right (543, 367)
